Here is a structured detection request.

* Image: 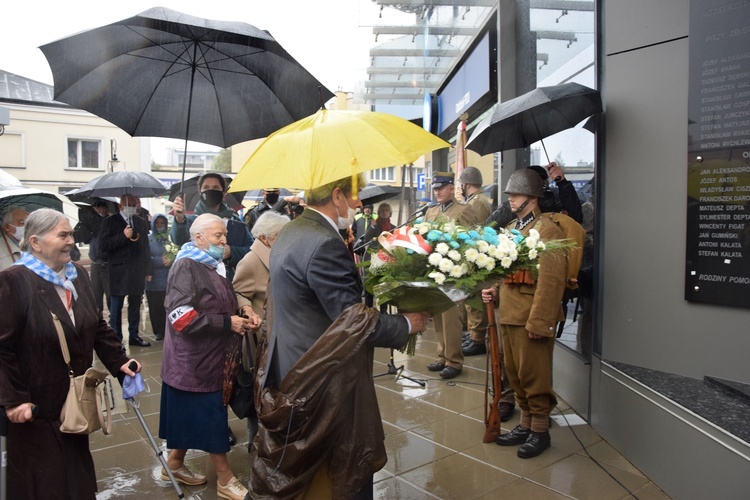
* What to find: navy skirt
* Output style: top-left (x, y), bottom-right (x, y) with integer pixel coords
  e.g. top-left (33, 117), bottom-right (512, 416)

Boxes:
top-left (158, 383), bottom-right (230, 454)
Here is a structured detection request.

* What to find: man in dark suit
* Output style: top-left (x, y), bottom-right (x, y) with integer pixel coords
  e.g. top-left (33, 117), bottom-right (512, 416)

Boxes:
top-left (99, 193), bottom-right (152, 347)
top-left (255, 174), bottom-right (429, 498)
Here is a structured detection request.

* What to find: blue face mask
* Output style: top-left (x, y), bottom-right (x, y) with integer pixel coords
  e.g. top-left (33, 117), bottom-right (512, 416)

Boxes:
top-left (206, 244), bottom-right (225, 261)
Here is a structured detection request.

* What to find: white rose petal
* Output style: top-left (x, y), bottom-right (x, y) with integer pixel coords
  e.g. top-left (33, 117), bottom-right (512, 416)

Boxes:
top-left (435, 242), bottom-right (450, 255)
top-left (448, 249), bottom-right (461, 261)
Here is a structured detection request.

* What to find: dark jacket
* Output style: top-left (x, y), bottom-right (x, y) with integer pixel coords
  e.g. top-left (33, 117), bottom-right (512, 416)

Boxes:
top-left (171, 200), bottom-right (253, 279)
top-left (161, 258), bottom-right (237, 392)
top-left (0, 264), bottom-right (129, 499)
top-left (145, 214), bottom-right (171, 292)
top-left (99, 212), bottom-right (152, 296)
top-left (260, 208), bottom-right (409, 388)
top-left (244, 199), bottom-right (288, 233)
top-left (251, 303), bottom-right (386, 499)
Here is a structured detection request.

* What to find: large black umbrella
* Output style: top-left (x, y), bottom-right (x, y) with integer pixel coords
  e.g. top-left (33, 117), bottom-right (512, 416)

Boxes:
top-left (67, 171), bottom-right (168, 198)
top-left (168, 173), bottom-right (246, 213)
top-left (466, 83), bottom-right (602, 161)
top-left (359, 184), bottom-right (401, 206)
top-left (0, 187), bottom-right (79, 222)
top-left (39, 6), bottom-right (333, 188)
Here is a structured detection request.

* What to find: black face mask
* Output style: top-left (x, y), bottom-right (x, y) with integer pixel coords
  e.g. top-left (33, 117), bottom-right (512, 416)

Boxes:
top-left (265, 193), bottom-right (279, 205)
top-left (201, 189), bottom-right (224, 207)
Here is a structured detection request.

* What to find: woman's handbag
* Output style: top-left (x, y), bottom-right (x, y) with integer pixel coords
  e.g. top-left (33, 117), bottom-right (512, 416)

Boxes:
top-left (229, 332), bottom-right (257, 419)
top-left (52, 312), bottom-right (113, 435)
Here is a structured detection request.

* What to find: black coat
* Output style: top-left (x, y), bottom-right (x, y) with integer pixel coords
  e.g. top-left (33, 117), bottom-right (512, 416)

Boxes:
top-left (99, 213), bottom-right (151, 296)
top-left (0, 264), bottom-right (130, 499)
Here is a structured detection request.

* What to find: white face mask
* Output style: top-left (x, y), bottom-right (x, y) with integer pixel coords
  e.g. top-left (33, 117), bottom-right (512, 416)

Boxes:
top-left (336, 194), bottom-right (356, 230)
top-left (7, 224), bottom-right (24, 242)
top-left (122, 206), bottom-right (137, 218)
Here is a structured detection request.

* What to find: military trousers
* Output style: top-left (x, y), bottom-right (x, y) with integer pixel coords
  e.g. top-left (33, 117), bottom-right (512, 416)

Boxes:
top-left (500, 324), bottom-right (557, 429)
top-left (433, 304), bottom-right (464, 370)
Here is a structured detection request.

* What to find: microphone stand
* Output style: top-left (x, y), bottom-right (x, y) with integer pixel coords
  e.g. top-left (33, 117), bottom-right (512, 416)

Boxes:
top-left (372, 304), bottom-right (427, 387)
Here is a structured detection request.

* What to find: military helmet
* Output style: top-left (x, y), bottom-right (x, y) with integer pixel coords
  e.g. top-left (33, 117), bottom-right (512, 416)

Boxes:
top-left (504, 169), bottom-right (544, 197)
top-left (458, 166), bottom-right (483, 186)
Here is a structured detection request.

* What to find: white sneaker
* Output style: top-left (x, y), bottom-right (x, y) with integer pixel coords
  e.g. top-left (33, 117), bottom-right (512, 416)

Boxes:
top-left (217, 476), bottom-right (248, 500)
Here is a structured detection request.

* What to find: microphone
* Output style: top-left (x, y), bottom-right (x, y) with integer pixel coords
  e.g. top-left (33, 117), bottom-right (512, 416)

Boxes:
top-left (408, 202), bottom-right (437, 221)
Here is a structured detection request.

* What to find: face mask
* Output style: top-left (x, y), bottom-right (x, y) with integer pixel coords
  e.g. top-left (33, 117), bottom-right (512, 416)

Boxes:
top-left (265, 193), bottom-right (279, 205)
top-left (121, 206), bottom-right (137, 218)
top-left (206, 243), bottom-right (225, 261)
top-left (338, 206), bottom-right (356, 230)
top-left (7, 224), bottom-right (24, 241)
top-left (201, 189), bottom-right (224, 207)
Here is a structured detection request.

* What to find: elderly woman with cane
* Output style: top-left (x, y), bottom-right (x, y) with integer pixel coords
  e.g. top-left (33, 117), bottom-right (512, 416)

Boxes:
top-left (0, 208), bottom-right (140, 499)
top-left (158, 214), bottom-right (260, 500)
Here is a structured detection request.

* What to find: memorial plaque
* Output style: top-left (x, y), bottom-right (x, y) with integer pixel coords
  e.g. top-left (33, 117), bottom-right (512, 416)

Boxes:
top-left (686, 0), bottom-right (750, 307)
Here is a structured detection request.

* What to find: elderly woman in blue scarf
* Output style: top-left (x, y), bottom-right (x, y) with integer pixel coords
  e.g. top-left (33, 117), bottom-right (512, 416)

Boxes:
top-left (0, 208), bottom-right (140, 499)
top-left (158, 213), bottom-right (260, 500)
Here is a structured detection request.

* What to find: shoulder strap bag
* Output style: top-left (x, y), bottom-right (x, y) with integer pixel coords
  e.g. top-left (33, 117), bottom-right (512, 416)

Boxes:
top-left (53, 312), bottom-right (113, 435)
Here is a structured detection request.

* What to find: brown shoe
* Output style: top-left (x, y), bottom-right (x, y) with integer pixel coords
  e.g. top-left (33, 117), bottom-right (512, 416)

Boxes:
top-left (217, 476), bottom-right (249, 500)
top-left (160, 465), bottom-right (207, 485)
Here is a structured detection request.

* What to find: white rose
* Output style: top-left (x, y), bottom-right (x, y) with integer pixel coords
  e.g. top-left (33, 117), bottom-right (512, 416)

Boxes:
top-left (476, 240), bottom-right (489, 252)
top-left (484, 259), bottom-right (496, 271)
top-left (464, 248), bottom-right (479, 263)
top-left (448, 249), bottom-right (461, 262)
top-left (428, 252), bottom-right (443, 266)
top-left (529, 228), bottom-right (541, 240)
top-left (525, 237), bottom-right (538, 248)
top-left (501, 256), bottom-right (513, 268)
top-left (449, 265), bottom-right (464, 278)
top-left (510, 249), bottom-right (518, 261)
top-left (435, 242), bottom-right (450, 255)
top-left (416, 223), bottom-right (430, 235)
top-left (528, 248), bottom-right (538, 260)
top-left (498, 241), bottom-right (511, 254)
top-left (537, 241), bottom-right (546, 250)
top-left (429, 271), bottom-right (446, 285)
top-left (439, 258), bottom-right (454, 273)
top-left (476, 253), bottom-right (490, 268)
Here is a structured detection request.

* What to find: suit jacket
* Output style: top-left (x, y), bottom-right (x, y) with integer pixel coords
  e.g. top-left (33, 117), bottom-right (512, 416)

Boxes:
top-left (261, 208), bottom-right (409, 388)
top-left (99, 213), bottom-right (151, 296)
top-left (0, 264), bottom-right (129, 499)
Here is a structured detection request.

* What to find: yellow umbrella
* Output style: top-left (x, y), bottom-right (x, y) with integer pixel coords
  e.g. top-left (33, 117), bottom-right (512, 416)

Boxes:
top-left (230, 108), bottom-right (450, 192)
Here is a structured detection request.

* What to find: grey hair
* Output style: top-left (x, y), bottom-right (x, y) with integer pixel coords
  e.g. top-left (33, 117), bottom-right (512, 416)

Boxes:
top-left (251, 211), bottom-right (290, 239)
top-left (306, 173), bottom-right (365, 206)
top-left (1, 205), bottom-right (24, 227)
top-left (189, 213), bottom-right (224, 241)
top-left (19, 208), bottom-right (68, 252)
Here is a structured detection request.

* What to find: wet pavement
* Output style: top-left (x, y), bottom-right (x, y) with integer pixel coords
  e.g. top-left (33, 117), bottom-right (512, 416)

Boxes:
top-left (91, 303), bottom-right (670, 499)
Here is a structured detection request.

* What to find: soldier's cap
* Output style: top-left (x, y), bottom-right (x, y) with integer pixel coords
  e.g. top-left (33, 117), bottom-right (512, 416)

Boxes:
top-left (431, 171), bottom-right (455, 188)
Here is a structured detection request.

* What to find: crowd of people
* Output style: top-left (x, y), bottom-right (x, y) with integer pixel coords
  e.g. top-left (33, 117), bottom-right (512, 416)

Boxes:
top-left (0, 161), bottom-right (582, 498)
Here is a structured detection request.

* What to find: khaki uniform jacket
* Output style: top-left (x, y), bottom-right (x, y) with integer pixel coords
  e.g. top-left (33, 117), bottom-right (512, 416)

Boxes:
top-left (499, 212), bottom-right (567, 337)
top-left (464, 192), bottom-right (492, 226)
top-left (424, 198), bottom-right (473, 226)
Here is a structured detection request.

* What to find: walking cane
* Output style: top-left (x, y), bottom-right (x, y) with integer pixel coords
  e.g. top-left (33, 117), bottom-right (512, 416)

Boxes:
top-left (125, 362), bottom-right (185, 499)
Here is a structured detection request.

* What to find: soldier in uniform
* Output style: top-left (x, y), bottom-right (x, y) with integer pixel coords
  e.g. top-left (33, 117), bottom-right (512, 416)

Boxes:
top-left (458, 167), bottom-right (493, 357)
top-left (482, 169), bottom-right (567, 458)
top-left (424, 171), bottom-right (474, 379)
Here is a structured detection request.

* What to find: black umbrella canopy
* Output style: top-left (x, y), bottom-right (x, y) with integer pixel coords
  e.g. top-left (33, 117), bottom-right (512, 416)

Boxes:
top-left (466, 82), bottom-right (602, 157)
top-left (359, 184), bottom-right (401, 206)
top-left (168, 173), bottom-right (246, 213)
top-left (68, 171), bottom-right (168, 198)
top-left (39, 6), bottom-right (334, 149)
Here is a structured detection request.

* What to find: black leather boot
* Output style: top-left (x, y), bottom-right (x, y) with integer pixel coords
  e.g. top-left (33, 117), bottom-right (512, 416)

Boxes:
top-left (495, 425), bottom-right (530, 446)
top-left (517, 430), bottom-right (551, 458)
